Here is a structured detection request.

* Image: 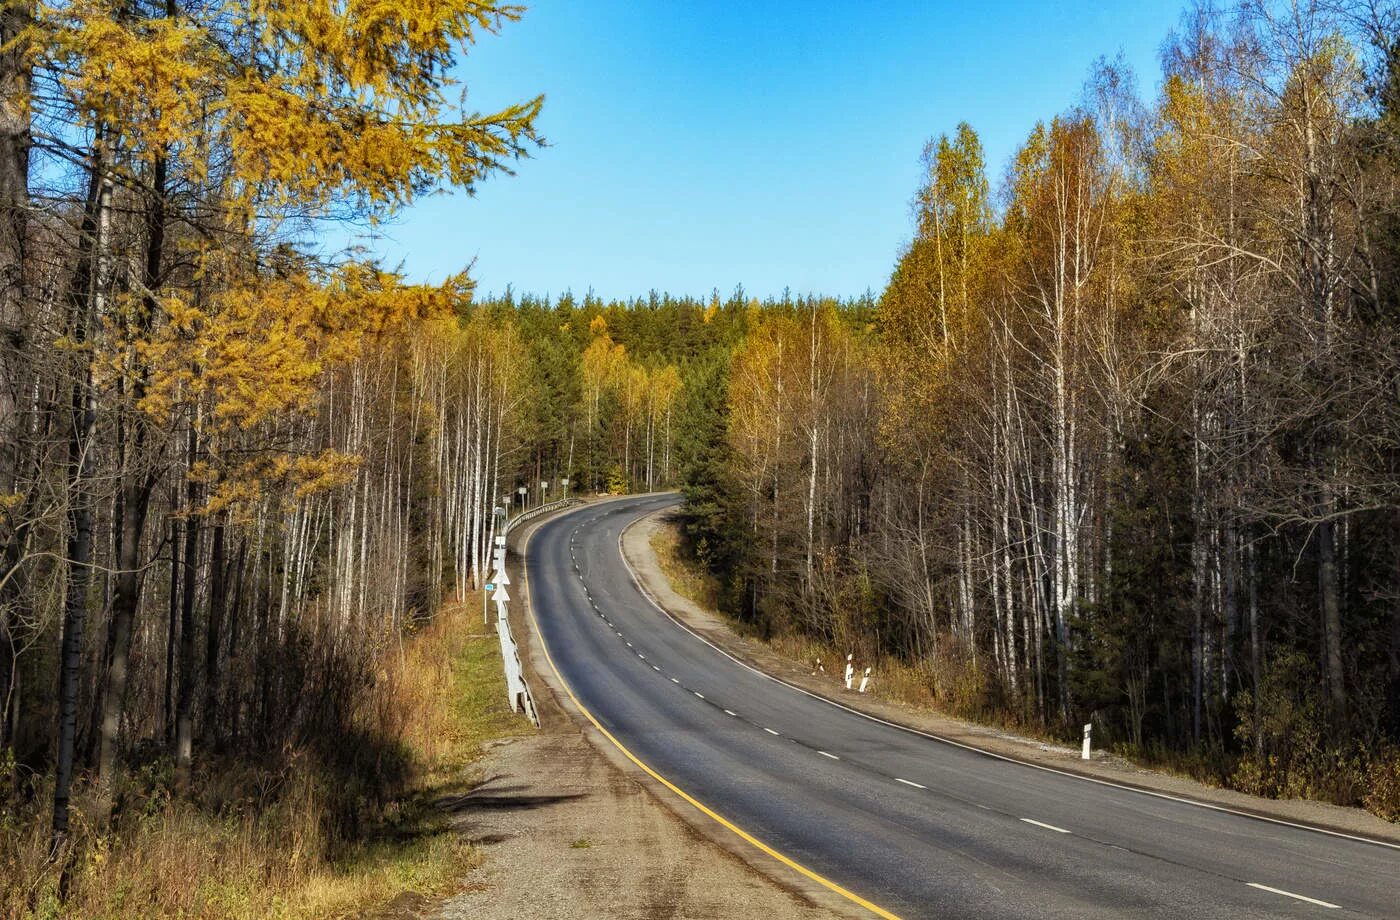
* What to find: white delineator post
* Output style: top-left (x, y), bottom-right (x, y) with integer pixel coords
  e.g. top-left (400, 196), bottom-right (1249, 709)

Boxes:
top-left (858, 667), bottom-right (871, 693)
top-left (844, 654), bottom-right (854, 690)
top-left (1082, 723), bottom-right (1092, 760)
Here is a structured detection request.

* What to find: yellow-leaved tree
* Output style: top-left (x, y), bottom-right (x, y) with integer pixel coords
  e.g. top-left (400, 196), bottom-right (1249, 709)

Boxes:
top-left (23, 0), bottom-right (544, 840)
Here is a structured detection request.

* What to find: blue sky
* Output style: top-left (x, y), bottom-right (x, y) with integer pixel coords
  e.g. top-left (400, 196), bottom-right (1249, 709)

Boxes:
top-left (336, 0), bottom-right (1187, 301)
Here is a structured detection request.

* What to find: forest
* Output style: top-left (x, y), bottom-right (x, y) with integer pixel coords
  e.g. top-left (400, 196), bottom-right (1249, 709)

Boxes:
top-left (681, 0), bottom-right (1400, 819)
top-left (3, 0), bottom-right (1400, 915)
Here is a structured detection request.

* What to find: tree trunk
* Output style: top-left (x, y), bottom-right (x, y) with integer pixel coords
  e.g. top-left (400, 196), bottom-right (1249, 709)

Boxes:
top-left (174, 424), bottom-right (200, 793)
top-left (164, 514), bottom-right (180, 743)
top-left (202, 517), bottom-right (225, 748)
top-left (52, 140), bottom-right (113, 851)
top-left (0, 0), bottom-right (30, 497)
top-left (96, 147), bottom-right (166, 811)
top-left (1318, 515), bottom-right (1346, 727)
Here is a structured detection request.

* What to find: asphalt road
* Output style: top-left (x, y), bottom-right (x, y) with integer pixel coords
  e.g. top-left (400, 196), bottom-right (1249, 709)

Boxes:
top-left (525, 494), bottom-right (1400, 919)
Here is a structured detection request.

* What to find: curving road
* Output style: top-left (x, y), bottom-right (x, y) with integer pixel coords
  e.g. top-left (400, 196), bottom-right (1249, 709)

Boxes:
top-left (524, 494), bottom-right (1400, 919)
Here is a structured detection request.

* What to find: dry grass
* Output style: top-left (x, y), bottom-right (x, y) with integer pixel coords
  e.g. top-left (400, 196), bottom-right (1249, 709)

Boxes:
top-left (648, 520), bottom-right (721, 611)
top-left (1, 597), bottom-right (532, 920)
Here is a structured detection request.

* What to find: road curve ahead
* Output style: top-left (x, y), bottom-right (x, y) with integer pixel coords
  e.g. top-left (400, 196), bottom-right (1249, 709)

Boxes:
top-left (525, 495), bottom-right (1400, 919)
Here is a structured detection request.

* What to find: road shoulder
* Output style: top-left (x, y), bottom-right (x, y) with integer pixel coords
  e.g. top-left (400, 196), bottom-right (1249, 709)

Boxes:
top-left (621, 504), bottom-right (1400, 848)
top-left (431, 497), bottom-right (841, 920)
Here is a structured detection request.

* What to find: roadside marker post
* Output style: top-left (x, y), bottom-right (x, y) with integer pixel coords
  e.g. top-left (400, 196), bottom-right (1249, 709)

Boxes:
top-left (859, 667), bottom-right (871, 693)
top-left (1082, 723), bottom-right (1092, 760)
top-left (844, 654), bottom-right (854, 690)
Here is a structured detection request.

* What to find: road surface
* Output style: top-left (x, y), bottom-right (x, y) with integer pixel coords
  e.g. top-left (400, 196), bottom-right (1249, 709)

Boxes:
top-left (524, 495), bottom-right (1400, 919)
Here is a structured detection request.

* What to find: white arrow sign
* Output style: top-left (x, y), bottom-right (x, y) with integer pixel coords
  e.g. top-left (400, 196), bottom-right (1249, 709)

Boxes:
top-left (492, 568), bottom-right (511, 586)
top-left (491, 582), bottom-right (510, 603)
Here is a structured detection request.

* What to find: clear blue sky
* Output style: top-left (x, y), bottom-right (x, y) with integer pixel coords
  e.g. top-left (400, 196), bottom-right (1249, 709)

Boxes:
top-left (339, 0), bottom-right (1187, 302)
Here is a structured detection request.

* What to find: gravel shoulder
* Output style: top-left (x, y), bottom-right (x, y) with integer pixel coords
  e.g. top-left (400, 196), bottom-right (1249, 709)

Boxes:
top-left (430, 497), bottom-right (839, 920)
top-left (621, 504), bottom-right (1400, 848)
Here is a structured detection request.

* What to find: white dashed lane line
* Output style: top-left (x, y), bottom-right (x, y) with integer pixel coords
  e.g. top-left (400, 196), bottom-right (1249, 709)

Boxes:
top-left (1246, 883), bottom-right (1339, 909)
top-left (895, 778), bottom-right (926, 790)
top-left (723, 709), bottom-right (737, 717)
top-left (818, 750), bottom-right (839, 760)
top-left (1020, 818), bottom-right (1069, 834)
top-left (764, 728), bottom-right (780, 736)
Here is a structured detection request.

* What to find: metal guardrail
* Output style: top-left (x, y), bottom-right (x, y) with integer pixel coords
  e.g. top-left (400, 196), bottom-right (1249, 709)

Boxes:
top-left (489, 497), bottom-right (579, 727)
top-left (497, 615), bottom-right (538, 726)
top-left (503, 497), bottom-right (580, 535)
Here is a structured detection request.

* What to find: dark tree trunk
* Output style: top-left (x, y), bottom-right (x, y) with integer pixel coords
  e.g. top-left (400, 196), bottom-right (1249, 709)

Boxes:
top-left (223, 538), bottom-right (247, 745)
top-left (164, 515), bottom-right (180, 744)
top-left (52, 146), bottom-right (111, 851)
top-left (174, 424), bottom-right (199, 792)
top-left (1318, 516), bottom-right (1346, 728)
top-left (0, 0), bottom-right (31, 480)
top-left (202, 517), bottom-right (225, 748)
top-left (96, 149), bottom-right (166, 809)
top-left (0, 0), bottom-right (31, 784)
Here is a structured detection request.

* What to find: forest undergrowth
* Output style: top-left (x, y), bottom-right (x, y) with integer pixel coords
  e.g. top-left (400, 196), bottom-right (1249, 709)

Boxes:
top-left (651, 520), bottom-right (1400, 823)
top-left (0, 597), bottom-right (529, 920)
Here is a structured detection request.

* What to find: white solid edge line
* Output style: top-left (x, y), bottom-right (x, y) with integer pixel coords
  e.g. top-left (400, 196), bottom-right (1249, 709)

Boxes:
top-left (611, 503), bottom-right (1400, 853)
top-left (1020, 818), bottom-right (1070, 834)
top-left (764, 728), bottom-right (781, 736)
top-left (818, 751), bottom-right (840, 760)
top-left (895, 778), bottom-right (926, 789)
top-left (1246, 883), bottom-right (1340, 909)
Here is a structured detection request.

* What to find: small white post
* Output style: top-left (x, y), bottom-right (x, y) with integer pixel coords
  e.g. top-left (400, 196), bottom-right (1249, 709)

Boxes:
top-left (858, 667), bottom-right (871, 693)
top-left (813, 657), bottom-right (824, 675)
top-left (1082, 723), bottom-right (1092, 760)
top-left (844, 654), bottom-right (854, 690)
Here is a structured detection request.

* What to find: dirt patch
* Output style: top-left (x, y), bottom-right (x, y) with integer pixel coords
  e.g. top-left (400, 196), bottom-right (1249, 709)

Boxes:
top-left (431, 726), bottom-right (830, 920)
top-left (623, 506), bottom-right (1400, 847)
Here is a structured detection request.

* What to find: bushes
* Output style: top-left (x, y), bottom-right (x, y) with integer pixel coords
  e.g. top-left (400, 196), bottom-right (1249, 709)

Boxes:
top-left (1228, 652), bottom-right (1380, 811)
top-left (1364, 752), bottom-right (1400, 822)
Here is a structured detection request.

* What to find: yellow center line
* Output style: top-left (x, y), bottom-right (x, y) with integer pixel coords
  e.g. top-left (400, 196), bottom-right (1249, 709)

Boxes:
top-left (522, 530), bottom-right (903, 920)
